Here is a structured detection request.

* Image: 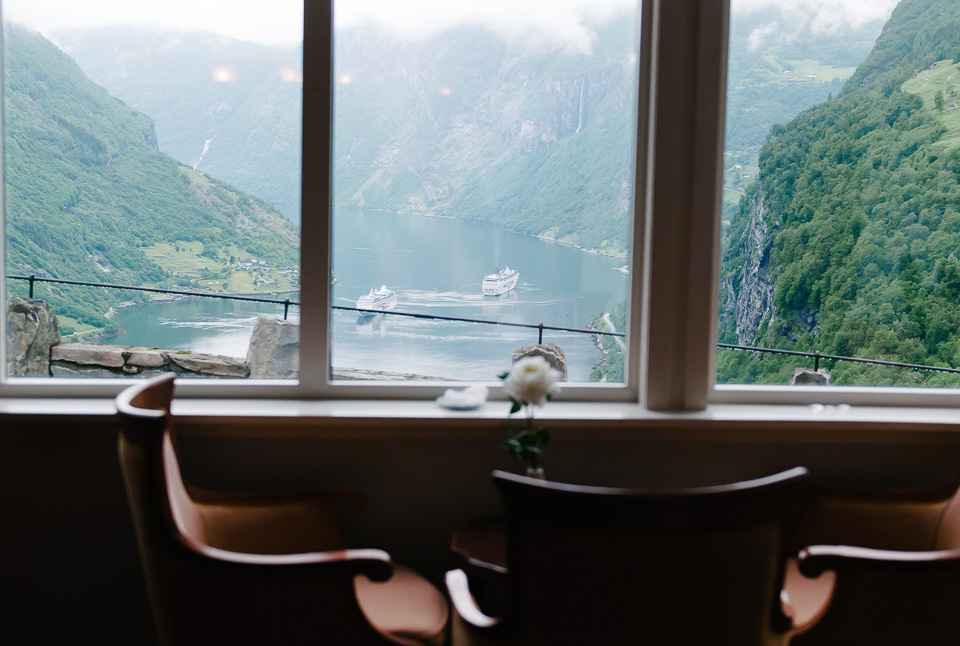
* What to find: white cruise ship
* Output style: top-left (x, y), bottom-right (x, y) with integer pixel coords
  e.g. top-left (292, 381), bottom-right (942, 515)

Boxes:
top-left (481, 267), bottom-right (519, 295)
top-left (356, 285), bottom-right (398, 314)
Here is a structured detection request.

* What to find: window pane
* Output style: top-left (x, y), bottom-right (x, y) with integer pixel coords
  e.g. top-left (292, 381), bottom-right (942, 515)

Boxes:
top-left (331, 0), bottom-right (639, 384)
top-left (713, 0), bottom-right (960, 389)
top-left (3, 1), bottom-right (303, 380)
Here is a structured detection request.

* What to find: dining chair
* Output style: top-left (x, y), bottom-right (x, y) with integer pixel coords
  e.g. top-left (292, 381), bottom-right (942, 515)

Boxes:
top-left (446, 467), bottom-right (809, 646)
top-left (785, 477), bottom-right (960, 645)
top-left (116, 373), bottom-right (448, 646)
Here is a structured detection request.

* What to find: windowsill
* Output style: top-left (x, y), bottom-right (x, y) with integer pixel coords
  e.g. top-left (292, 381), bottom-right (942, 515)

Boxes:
top-left (3, 396), bottom-right (960, 443)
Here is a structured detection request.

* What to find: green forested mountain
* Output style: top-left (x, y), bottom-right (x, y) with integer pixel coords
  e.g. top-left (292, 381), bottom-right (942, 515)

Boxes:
top-left (725, 8), bottom-right (884, 152)
top-left (4, 26), bottom-right (299, 334)
top-left (55, 27), bottom-right (303, 219)
top-left (720, 9), bottom-right (885, 215)
top-left (719, 0), bottom-right (960, 387)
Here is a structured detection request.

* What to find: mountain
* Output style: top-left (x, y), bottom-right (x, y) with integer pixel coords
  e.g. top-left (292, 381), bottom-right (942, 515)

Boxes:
top-left (56, 13), bottom-right (887, 262)
top-left (721, 9), bottom-right (886, 215)
top-left (719, 0), bottom-right (960, 386)
top-left (3, 25), bottom-right (299, 334)
top-left (59, 19), bottom-right (638, 256)
top-left (333, 20), bottom-right (638, 257)
top-left (54, 27), bottom-right (303, 220)
top-left (725, 8), bottom-right (885, 153)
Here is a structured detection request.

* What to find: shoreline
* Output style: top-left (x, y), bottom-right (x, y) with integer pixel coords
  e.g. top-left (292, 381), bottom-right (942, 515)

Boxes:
top-left (339, 206), bottom-right (456, 220)
top-left (533, 233), bottom-right (628, 260)
top-left (340, 206), bottom-right (628, 260)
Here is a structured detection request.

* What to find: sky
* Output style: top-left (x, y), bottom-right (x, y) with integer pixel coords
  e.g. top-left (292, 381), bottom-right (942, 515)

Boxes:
top-left (2, 0), bottom-right (305, 46)
top-left (335, 0), bottom-right (637, 53)
top-left (2, 0), bottom-right (902, 50)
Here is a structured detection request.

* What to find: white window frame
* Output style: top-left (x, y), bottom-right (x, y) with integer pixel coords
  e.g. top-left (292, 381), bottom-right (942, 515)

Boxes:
top-left (5, 0), bottom-right (945, 410)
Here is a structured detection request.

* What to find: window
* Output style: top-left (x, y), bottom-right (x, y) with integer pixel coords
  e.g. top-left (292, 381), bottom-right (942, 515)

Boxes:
top-left (714, 0), bottom-right (960, 407)
top-left (1, 0), bottom-right (305, 391)
top-left (1, 0), bottom-right (652, 402)
top-left (9, 0), bottom-right (949, 411)
top-left (328, 1), bottom-right (640, 386)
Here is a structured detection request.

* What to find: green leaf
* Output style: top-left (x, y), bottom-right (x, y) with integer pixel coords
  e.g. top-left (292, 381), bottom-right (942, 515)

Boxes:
top-left (509, 400), bottom-right (523, 415)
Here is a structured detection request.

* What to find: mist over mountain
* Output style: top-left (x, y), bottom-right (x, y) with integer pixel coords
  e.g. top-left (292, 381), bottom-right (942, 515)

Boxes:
top-left (55, 10), bottom-right (888, 262)
top-left (3, 25), bottom-right (298, 334)
top-left (58, 17), bottom-right (638, 255)
top-left (719, 0), bottom-right (960, 386)
top-left (332, 18), bottom-right (639, 256)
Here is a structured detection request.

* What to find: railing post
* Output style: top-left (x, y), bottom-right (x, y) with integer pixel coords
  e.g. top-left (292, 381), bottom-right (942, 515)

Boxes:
top-left (814, 350), bottom-right (821, 372)
top-left (538, 322), bottom-right (544, 344)
top-left (284, 299), bottom-right (291, 320)
top-left (28, 274), bottom-right (35, 298)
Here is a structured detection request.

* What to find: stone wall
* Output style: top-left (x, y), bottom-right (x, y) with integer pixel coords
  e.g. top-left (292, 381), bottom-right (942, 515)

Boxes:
top-left (51, 343), bottom-right (249, 379)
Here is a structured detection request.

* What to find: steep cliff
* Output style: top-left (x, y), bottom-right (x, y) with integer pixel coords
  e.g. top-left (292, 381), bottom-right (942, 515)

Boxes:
top-left (722, 183), bottom-right (775, 345)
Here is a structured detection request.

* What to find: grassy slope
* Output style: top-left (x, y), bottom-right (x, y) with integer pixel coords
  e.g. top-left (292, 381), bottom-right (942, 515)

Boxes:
top-left (903, 59), bottom-right (960, 153)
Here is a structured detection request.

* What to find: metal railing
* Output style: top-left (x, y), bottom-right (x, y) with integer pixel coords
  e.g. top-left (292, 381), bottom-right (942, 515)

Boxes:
top-left (11, 274), bottom-right (959, 378)
top-left (717, 343), bottom-right (960, 376)
top-left (10, 274), bottom-right (299, 319)
top-left (8, 274), bottom-right (624, 343)
top-left (331, 305), bottom-right (623, 343)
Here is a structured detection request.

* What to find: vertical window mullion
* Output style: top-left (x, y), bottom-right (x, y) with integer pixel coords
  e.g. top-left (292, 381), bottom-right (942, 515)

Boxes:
top-left (300, 0), bottom-right (335, 396)
top-left (643, 0), bottom-right (729, 411)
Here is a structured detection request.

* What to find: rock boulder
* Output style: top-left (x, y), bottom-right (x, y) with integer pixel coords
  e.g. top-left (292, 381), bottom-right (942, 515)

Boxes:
top-left (247, 315), bottom-right (299, 379)
top-left (512, 343), bottom-right (568, 381)
top-left (790, 367), bottom-right (832, 386)
top-left (7, 297), bottom-right (60, 377)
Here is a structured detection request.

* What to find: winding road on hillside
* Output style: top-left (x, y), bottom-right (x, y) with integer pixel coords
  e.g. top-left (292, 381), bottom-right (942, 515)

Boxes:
top-left (603, 313), bottom-right (626, 350)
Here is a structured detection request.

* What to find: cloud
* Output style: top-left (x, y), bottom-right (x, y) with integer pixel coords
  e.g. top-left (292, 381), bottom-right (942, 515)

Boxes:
top-left (6, 0), bottom-right (637, 54)
top-left (747, 21), bottom-right (780, 52)
top-left (732, 0), bottom-right (900, 35)
top-left (3, 0), bottom-right (304, 46)
top-left (335, 0), bottom-right (637, 54)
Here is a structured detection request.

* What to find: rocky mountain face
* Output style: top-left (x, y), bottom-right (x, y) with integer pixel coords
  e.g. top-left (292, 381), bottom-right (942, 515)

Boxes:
top-left (721, 183), bottom-right (775, 345)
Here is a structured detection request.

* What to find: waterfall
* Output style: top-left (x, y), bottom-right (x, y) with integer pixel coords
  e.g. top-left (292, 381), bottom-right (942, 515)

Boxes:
top-left (193, 135), bottom-right (216, 170)
top-left (575, 76), bottom-right (586, 134)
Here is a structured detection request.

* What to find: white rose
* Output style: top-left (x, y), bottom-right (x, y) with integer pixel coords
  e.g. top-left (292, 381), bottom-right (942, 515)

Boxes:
top-left (502, 356), bottom-right (561, 407)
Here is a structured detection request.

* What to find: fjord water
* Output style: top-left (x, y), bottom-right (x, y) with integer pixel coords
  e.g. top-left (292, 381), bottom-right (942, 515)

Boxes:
top-left (110, 210), bottom-right (628, 381)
